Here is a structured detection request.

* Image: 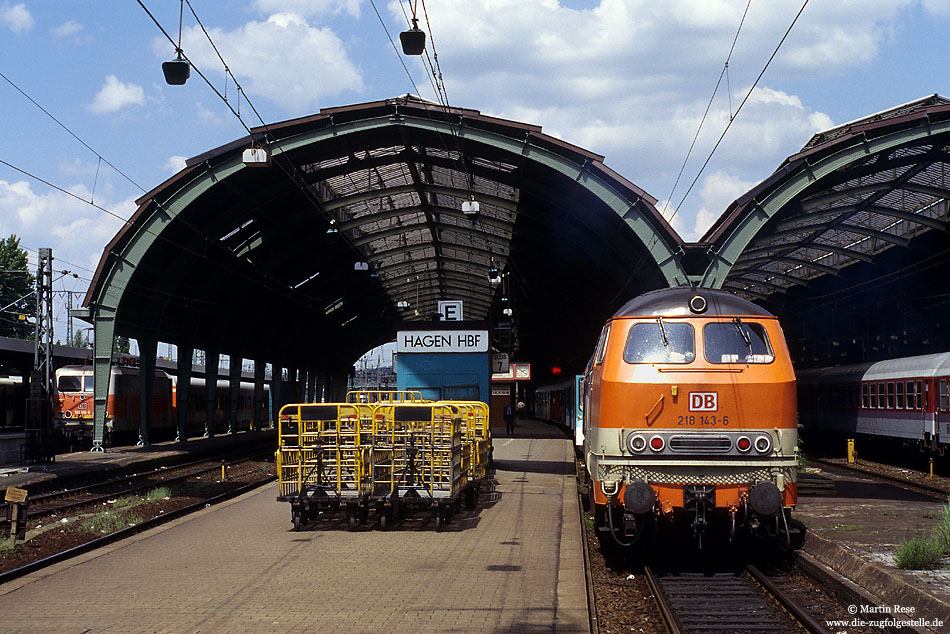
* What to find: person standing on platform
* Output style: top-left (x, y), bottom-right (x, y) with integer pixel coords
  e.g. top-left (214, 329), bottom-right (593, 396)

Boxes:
top-left (505, 404), bottom-right (515, 436)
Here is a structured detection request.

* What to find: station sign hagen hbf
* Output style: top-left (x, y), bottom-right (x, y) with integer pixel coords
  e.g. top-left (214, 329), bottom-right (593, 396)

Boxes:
top-left (396, 329), bottom-right (489, 354)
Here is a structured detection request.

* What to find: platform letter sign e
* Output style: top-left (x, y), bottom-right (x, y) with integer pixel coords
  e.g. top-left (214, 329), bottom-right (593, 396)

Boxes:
top-left (689, 392), bottom-right (718, 412)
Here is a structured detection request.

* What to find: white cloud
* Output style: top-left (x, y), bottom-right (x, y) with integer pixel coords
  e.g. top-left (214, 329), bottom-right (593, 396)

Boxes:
top-left (0, 178), bottom-right (132, 275)
top-left (88, 75), bottom-right (146, 114)
top-left (52, 20), bottom-right (82, 38)
top-left (0, 2), bottom-right (33, 33)
top-left (687, 170), bottom-right (760, 241)
top-left (389, 1), bottom-right (920, 232)
top-left (254, 0), bottom-right (361, 18)
top-left (165, 156), bottom-right (188, 173)
top-left (196, 102), bottom-right (224, 125)
top-left (923, 0), bottom-right (950, 16)
top-left (157, 12), bottom-right (363, 114)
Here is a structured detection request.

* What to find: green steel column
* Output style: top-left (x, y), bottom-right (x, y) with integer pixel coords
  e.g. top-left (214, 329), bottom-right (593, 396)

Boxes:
top-left (91, 312), bottom-right (115, 452)
top-left (176, 344), bottom-right (193, 442)
top-left (253, 360), bottom-right (265, 429)
top-left (307, 371), bottom-right (316, 403)
top-left (204, 350), bottom-right (219, 438)
top-left (270, 364), bottom-right (282, 424)
top-left (228, 357), bottom-right (241, 434)
top-left (137, 336), bottom-right (157, 447)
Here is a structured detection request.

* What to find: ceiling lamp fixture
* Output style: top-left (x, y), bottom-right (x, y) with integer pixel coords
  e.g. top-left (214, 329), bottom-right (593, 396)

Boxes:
top-left (400, 2), bottom-right (426, 55)
top-left (162, 1), bottom-right (191, 85)
top-left (462, 195), bottom-right (480, 215)
top-left (242, 147), bottom-right (270, 167)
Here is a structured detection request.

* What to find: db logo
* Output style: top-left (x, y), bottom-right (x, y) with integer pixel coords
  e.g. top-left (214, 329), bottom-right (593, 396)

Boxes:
top-left (689, 392), bottom-right (718, 411)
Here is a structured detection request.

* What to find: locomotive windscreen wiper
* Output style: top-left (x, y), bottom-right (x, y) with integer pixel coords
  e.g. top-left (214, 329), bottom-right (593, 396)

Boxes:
top-left (656, 316), bottom-right (669, 347)
top-left (732, 317), bottom-right (752, 349)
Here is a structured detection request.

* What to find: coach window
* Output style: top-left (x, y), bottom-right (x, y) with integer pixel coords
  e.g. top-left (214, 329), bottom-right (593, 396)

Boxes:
top-left (594, 325), bottom-right (611, 365)
top-left (623, 321), bottom-right (694, 364)
top-left (896, 381), bottom-right (904, 409)
top-left (861, 383), bottom-right (868, 409)
top-left (886, 382), bottom-right (894, 409)
top-left (704, 320), bottom-right (773, 364)
top-left (906, 381), bottom-right (916, 410)
top-left (941, 379), bottom-right (949, 412)
top-left (869, 383), bottom-right (877, 409)
top-left (923, 382), bottom-right (930, 411)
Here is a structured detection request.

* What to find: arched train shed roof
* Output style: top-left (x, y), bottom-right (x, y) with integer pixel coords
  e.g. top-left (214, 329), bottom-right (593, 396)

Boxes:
top-left (700, 94), bottom-right (950, 301)
top-left (83, 95), bottom-right (687, 372)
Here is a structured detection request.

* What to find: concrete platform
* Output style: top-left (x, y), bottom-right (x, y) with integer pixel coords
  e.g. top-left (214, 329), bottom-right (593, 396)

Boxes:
top-left (797, 465), bottom-right (950, 632)
top-left (0, 429), bottom-right (277, 492)
top-left (0, 419), bottom-right (588, 633)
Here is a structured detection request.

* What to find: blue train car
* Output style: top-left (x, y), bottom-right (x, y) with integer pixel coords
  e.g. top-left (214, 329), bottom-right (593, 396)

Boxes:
top-left (535, 374), bottom-right (584, 447)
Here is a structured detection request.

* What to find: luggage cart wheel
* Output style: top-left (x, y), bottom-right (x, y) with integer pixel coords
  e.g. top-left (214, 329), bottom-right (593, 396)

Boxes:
top-left (464, 487), bottom-right (478, 510)
top-left (292, 510), bottom-right (304, 532)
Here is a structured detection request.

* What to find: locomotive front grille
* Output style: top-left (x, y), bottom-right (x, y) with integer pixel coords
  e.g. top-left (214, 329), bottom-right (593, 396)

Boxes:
top-left (668, 435), bottom-right (732, 453)
top-left (598, 463), bottom-right (794, 485)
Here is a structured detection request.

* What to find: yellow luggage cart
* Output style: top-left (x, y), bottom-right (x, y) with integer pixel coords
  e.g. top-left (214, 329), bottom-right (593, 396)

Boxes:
top-left (276, 402), bottom-right (374, 530)
top-left (372, 402), bottom-right (486, 530)
top-left (345, 390), bottom-right (425, 404)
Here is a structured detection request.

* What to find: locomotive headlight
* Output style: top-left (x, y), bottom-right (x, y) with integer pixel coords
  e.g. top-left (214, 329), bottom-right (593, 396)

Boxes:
top-left (754, 434), bottom-right (772, 453)
top-left (649, 435), bottom-right (665, 452)
top-left (627, 433), bottom-right (647, 453)
top-left (736, 436), bottom-right (751, 452)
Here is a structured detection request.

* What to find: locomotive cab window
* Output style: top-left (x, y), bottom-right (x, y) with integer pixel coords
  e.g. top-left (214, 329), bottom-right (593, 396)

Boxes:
top-left (622, 320), bottom-right (694, 364)
top-left (594, 325), bottom-right (611, 365)
top-left (58, 376), bottom-right (82, 392)
top-left (703, 319), bottom-right (773, 364)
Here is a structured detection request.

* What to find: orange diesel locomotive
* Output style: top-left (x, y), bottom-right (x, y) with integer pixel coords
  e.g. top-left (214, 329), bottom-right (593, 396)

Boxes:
top-left (583, 287), bottom-right (800, 549)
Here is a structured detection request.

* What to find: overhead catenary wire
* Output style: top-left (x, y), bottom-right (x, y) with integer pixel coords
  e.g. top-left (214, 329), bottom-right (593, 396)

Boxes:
top-left (668, 0), bottom-right (810, 227)
top-left (660, 0), bottom-right (753, 221)
top-left (608, 0), bottom-right (810, 308)
top-left (138, 0), bottom-right (382, 288)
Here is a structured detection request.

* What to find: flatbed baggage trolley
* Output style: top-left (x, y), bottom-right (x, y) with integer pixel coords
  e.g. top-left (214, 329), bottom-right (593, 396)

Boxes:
top-left (277, 402), bottom-right (374, 530)
top-left (373, 402), bottom-right (480, 530)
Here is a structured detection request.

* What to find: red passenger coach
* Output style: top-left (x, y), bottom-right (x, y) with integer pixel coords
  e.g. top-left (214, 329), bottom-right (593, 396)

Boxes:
top-left (797, 351), bottom-right (950, 454)
top-left (583, 287), bottom-right (801, 549)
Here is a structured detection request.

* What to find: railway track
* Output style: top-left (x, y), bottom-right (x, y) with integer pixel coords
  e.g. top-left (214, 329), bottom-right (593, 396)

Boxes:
top-left (645, 565), bottom-right (829, 634)
top-left (22, 447), bottom-right (273, 521)
top-left (808, 456), bottom-right (950, 500)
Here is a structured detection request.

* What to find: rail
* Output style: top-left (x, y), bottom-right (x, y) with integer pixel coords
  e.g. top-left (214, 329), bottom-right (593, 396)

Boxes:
top-left (646, 564), bottom-right (830, 634)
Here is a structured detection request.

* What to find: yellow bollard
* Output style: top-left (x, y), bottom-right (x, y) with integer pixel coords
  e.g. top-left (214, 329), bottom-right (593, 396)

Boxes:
top-left (930, 457), bottom-right (934, 479)
top-left (221, 461), bottom-right (228, 481)
top-left (847, 438), bottom-right (855, 464)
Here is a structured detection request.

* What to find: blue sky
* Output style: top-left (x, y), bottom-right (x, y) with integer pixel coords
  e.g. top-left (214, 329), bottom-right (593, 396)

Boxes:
top-left (1, 0), bottom-right (949, 346)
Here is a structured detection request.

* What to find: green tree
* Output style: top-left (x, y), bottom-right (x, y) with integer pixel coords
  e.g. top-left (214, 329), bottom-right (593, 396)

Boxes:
top-left (71, 329), bottom-right (86, 348)
top-left (0, 235), bottom-right (35, 339)
top-left (115, 335), bottom-right (130, 353)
